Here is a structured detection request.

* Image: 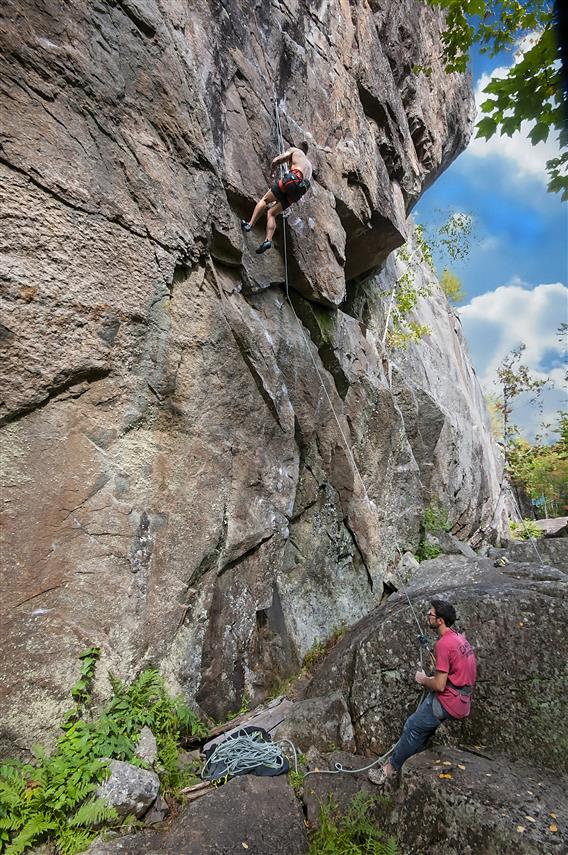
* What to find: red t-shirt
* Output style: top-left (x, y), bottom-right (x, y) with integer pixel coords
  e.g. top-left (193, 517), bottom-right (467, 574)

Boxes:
top-left (435, 629), bottom-right (477, 719)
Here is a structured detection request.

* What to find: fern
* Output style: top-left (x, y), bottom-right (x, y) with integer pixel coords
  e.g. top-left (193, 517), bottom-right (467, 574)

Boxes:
top-left (0, 653), bottom-right (205, 854)
top-left (308, 793), bottom-right (398, 855)
top-left (56, 826), bottom-right (98, 855)
top-left (67, 798), bottom-right (117, 828)
top-left (5, 815), bottom-right (55, 855)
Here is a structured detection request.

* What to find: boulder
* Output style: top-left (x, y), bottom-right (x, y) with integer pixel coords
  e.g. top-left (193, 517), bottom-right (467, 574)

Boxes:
top-left (302, 747), bottom-right (568, 854)
top-left (143, 794), bottom-right (169, 826)
top-left (386, 551), bottom-right (420, 589)
top-left (86, 775), bottom-right (308, 854)
top-left (135, 727), bottom-right (158, 768)
top-left (424, 531), bottom-right (477, 558)
top-left (274, 693), bottom-right (356, 754)
top-left (491, 538), bottom-right (568, 571)
top-left (533, 517), bottom-right (568, 538)
top-left (393, 748), bottom-right (568, 854)
top-left (96, 760), bottom-right (160, 819)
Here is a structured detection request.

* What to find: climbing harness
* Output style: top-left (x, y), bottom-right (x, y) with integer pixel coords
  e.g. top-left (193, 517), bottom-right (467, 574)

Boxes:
top-left (277, 169), bottom-right (311, 203)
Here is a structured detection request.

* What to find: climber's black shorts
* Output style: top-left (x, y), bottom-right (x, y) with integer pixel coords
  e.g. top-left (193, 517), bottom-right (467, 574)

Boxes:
top-left (271, 177), bottom-right (291, 210)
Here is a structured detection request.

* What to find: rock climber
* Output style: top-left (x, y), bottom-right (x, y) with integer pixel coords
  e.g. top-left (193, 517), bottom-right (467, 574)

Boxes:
top-left (241, 141), bottom-right (313, 254)
top-left (369, 599), bottom-right (477, 785)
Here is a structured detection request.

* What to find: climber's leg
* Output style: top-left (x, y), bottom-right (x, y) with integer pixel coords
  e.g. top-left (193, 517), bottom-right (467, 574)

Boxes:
top-left (255, 202), bottom-right (283, 254)
top-left (266, 202), bottom-right (283, 241)
top-left (244, 189), bottom-right (277, 231)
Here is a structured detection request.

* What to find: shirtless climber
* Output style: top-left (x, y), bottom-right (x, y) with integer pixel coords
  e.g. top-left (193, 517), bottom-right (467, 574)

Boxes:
top-left (241, 141), bottom-right (313, 254)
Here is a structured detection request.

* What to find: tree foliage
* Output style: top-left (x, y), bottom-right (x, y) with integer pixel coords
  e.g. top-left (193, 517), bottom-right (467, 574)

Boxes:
top-left (385, 225), bottom-right (433, 349)
top-left (494, 343), bottom-right (548, 454)
top-left (440, 268), bottom-right (466, 303)
top-left (508, 413), bottom-right (568, 516)
top-left (386, 212), bottom-right (472, 348)
top-left (425, 0), bottom-right (567, 199)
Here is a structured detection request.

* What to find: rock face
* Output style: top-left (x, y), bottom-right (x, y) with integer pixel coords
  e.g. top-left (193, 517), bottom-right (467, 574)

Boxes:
top-left (303, 747), bottom-right (568, 855)
top-left (86, 775), bottom-right (308, 854)
top-left (0, 0), bottom-right (503, 754)
top-left (307, 547), bottom-right (568, 774)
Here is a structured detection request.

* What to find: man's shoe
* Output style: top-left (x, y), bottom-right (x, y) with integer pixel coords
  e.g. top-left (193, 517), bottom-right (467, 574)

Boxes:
top-left (241, 220), bottom-right (252, 232)
top-left (368, 767), bottom-right (387, 786)
top-left (255, 240), bottom-right (272, 254)
top-left (368, 765), bottom-right (397, 787)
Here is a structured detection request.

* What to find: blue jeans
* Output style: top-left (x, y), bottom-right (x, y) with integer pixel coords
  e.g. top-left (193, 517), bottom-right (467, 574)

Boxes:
top-left (390, 692), bottom-right (451, 771)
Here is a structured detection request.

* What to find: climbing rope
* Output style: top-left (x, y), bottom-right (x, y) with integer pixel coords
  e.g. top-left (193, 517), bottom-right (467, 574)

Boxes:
top-left (201, 728), bottom-right (298, 780)
top-left (271, 89), bottom-right (375, 509)
top-left (404, 590), bottom-right (435, 669)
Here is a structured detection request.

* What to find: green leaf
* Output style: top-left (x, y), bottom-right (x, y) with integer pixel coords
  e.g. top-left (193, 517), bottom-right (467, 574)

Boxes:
top-left (528, 122), bottom-right (549, 145)
top-left (476, 116), bottom-right (497, 140)
top-left (480, 98), bottom-right (497, 114)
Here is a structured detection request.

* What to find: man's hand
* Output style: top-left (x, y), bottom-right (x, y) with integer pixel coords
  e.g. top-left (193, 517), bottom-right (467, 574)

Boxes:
top-left (415, 669), bottom-right (448, 692)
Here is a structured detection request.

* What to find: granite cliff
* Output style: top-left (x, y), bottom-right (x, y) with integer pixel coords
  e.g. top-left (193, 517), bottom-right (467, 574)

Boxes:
top-left (0, 0), bottom-right (505, 753)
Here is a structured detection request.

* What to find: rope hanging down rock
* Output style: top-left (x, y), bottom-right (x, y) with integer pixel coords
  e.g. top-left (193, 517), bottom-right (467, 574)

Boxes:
top-left (271, 88), bottom-right (375, 512)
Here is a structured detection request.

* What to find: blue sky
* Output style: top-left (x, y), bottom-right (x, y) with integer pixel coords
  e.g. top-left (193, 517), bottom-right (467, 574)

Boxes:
top-left (414, 43), bottom-right (567, 441)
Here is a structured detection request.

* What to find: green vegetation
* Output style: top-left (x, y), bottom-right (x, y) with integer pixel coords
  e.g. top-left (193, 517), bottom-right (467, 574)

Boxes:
top-left (415, 541), bottom-right (442, 562)
top-left (423, 500), bottom-right (451, 534)
top-left (509, 518), bottom-right (544, 540)
top-left (439, 269), bottom-right (466, 304)
top-left (492, 345), bottom-right (567, 518)
top-left (308, 793), bottom-right (397, 855)
top-left (507, 414), bottom-right (568, 518)
top-left (288, 768), bottom-right (306, 799)
top-left (387, 227), bottom-right (433, 350)
top-left (387, 212), bottom-right (473, 349)
top-left (414, 499), bottom-right (451, 561)
top-left (302, 625), bottom-right (348, 673)
top-left (424, 0), bottom-right (566, 199)
top-left (0, 653), bottom-right (206, 855)
top-left (484, 392), bottom-right (505, 440)
top-left (495, 344), bottom-right (548, 455)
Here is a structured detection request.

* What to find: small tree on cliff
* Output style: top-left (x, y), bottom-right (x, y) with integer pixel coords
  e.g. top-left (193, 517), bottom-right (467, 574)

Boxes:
top-left (494, 344), bottom-right (549, 460)
top-left (384, 213), bottom-right (472, 348)
top-left (424, 0), bottom-right (566, 199)
top-left (440, 268), bottom-right (466, 304)
top-left (383, 225), bottom-right (433, 349)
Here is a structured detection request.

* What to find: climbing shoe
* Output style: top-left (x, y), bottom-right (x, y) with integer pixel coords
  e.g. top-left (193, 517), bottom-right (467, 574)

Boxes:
top-left (241, 220), bottom-right (252, 232)
top-left (494, 556), bottom-right (510, 567)
top-left (255, 240), bottom-right (272, 254)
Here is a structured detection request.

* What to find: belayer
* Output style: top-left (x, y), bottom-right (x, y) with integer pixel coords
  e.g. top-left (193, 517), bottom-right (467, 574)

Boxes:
top-left (369, 599), bottom-right (477, 784)
top-left (241, 142), bottom-right (313, 254)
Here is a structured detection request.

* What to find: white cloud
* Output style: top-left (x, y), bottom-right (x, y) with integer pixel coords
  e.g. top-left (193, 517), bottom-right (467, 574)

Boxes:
top-left (459, 282), bottom-right (568, 440)
top-left (464, 35), bottom-right (561, 184)
top-left (478, 235), bottom-right (501, 252)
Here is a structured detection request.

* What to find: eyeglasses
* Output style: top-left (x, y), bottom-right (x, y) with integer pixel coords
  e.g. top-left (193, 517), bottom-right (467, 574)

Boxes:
top-left (426, 611), bottom-right (438, 618)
